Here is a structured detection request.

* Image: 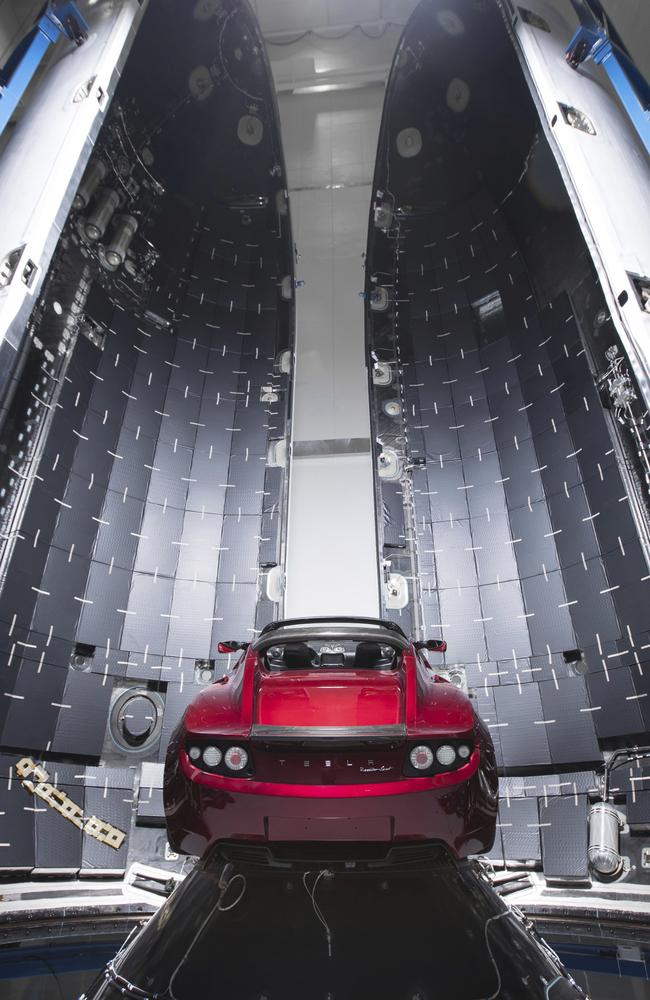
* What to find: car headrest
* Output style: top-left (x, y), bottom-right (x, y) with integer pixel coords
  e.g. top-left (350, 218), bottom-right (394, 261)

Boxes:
top-left (282, 642), bottom-right (314, 669)
top-left (354, 641), bottom-right (383, 669)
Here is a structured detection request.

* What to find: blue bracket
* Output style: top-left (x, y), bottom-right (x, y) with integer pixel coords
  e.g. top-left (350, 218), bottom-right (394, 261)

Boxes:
top-left (565, 9), bottom-right (650, 156)
top-left (0, 2), bottom-right (89, 135)
top-left (567, 0), bottom-right (631, 58)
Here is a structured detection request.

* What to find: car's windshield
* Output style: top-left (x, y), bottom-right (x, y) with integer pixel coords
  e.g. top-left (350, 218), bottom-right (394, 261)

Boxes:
top-left (263, 639), bottom-right (399, 671)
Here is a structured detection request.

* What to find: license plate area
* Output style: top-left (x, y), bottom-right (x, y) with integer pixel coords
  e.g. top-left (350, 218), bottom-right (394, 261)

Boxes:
top-left (253, 746), bottom-right (403, 785)
top-left (267, 815), bottom-right (393, 841)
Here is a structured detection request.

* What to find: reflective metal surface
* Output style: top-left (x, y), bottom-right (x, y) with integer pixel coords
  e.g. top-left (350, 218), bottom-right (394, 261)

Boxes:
top-left (79, 851), bottom-right (587, 1000)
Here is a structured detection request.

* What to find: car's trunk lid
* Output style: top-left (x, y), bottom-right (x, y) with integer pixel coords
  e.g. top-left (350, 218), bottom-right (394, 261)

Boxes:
top-left (254, 669), bottom-right (404, 731)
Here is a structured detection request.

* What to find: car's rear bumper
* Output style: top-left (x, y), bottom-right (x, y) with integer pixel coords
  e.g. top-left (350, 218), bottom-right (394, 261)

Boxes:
top-left (164, 750), bottom-right (497, 858)
top-left (179, 746), bottom-right (481, 797)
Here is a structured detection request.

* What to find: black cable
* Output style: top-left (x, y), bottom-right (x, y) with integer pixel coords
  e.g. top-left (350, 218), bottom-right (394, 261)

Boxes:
top-left (603, 746), bottom-right (650, 800)
top-left (22, 954), bottom-right (65, 1000)
top-left (266, 22), bottom-right (403, 46)
top-left (266, 28), bottom-right (311, 46)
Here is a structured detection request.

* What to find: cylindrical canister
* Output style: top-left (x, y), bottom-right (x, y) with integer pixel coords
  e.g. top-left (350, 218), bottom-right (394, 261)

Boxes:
top-left (73, 159), bottom-right (107, 211)
top-left (103, 214), bottom-right (138, 268)
top-left (84, 187), bottom-right (120, 241)
top-left (588, 801), bottom-right (622, 877)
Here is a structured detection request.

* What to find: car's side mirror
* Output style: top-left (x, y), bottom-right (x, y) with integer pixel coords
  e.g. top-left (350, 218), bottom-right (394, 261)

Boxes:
top-left (217, 640), bottom-right (249, 654)
top-left (414, 638), bottom-right (447, 653)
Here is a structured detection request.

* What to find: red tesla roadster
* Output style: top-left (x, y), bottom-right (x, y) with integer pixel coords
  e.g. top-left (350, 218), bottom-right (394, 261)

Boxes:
top-left (164, 617), bottom-right (498, 857)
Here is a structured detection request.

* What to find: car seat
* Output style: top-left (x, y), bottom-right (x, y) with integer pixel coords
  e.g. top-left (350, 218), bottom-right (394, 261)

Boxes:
top-left (353, 641), bottom-right (383, 669)
top-left (281, 642), bottom-right (315, 669)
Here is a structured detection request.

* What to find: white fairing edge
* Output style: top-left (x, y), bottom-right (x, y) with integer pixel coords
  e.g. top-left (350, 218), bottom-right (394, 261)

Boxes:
top-left (504, 0), bottom-right (650, 405)
top-left (0, 0), bottom-right (146, 345)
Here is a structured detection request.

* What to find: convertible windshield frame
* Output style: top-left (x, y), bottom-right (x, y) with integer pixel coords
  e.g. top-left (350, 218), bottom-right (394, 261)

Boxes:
top-left (253, 620), bottom-right (410, 653)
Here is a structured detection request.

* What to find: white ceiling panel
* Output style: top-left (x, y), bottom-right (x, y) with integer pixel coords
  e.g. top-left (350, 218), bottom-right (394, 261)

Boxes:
top-left (252, 0), bottom-right (329, 34)
top-left (251, 0), bottom-right (418, 36)
top-left (378, 0), bottom-right (423, 16)
top-left (326, 0), bottom-right (383, 24)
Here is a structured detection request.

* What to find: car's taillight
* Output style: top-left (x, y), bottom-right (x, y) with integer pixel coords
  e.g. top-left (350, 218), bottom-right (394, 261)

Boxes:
top-left (435, 744), bottom-right (456, 767)
top-left (404, 740), bottom-right (473, 776)
top-left (202, 746), bottom-right (222, 768)
top-left (185, 741), bottom-right (253, 775)
top-left (410, 745), bottom-right (434, 770)
top-left (224, 746), bottom-right (248, 771)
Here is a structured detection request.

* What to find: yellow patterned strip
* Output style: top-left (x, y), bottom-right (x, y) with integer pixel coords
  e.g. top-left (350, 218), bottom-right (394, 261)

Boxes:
top-left (15, 757), bottom-right (127, 851)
